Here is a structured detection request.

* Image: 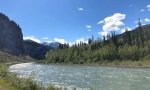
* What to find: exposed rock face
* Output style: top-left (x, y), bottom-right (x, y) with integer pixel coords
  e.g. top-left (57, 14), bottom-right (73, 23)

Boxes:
top-left (0, 13), bottom-right (23, 55)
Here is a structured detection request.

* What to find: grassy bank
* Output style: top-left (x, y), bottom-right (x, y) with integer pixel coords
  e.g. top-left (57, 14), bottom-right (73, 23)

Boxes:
top-left (0, 64), bottom-right (64, 90)
top-left (0, 51), bottom-right (64, 90)
top-left (44, 59), bottom-right (150, 68)
top-left (1, 61), bottom-right (150, 90)
top-left (96, 59), bottom-right (150, 68)
top-left (0, 51), bottom-right (150, 90)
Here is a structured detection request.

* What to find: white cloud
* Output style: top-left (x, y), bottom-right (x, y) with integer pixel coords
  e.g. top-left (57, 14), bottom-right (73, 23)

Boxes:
top-left (75, 38), bottom-right (88, 44)
top-left (86, 25), bottom-right (92, 32)
top-left (144, 18), bottom-right (150, 22)
top-left (97, 20), bottom-right (104, 24)
top-left (86, 25), bottom-right (92, 29)
top-left (23, 36), bottom-right (41, 43)
top-left (54, 38), bottom-right (67, 44)
top-left (98, 31), bottom-right (108, 36)
top-left (103, 21), bottom-right (124, 32)
top-left (102, 13), bottom-right (126, 32)
top-left (104, 13), bottom-right (126, 23)
top-left (78, 8), bottom-right (84, 11)
top-left (42, 37), bottom-right (89, 46)
top-left (44, 40), bottom-right (53, 43)
top-left (121, 27), bottom-right (132, 33)
top-left (141, 9), bottom-right (145, 12)
top-left (147, 4), bottom-right (150, 11)
top-left (97, 13), bottom-right (126, 36)
top-left (52, 37), bottom-right (88, 46)
top-left (42, 37), bottom-right (49, 40)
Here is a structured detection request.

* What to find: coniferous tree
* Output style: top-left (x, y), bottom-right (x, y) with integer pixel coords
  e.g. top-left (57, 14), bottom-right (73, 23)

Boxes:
top-left (138, 18), bottom-right (144, 47)
top-left (123, 28), bottom-right (132, 45)
top-left (88, 38), bottom-right (92, 44)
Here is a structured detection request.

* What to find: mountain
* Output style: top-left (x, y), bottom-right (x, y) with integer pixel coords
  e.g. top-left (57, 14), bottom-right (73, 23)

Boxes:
top-left (0, 13), bottom-right (24, 55)
top-left (117, 24), bottom-right (150, 41)
top-left (0, 13), bottom-right (150, 61)
top-left (23, 40), bottom-right (52, 59)
top-left (0, 13), bottom-right (53, 60)
top-left (42, 42), bottom-right (60, 49)
top-left (45, 23), bottom-right (150, 64)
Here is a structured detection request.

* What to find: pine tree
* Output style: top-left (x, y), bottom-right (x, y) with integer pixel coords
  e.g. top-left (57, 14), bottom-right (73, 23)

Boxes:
top-left (138, 18), bottom-right (144, 47)
top-left (123, 28), bottom-right (132, 45)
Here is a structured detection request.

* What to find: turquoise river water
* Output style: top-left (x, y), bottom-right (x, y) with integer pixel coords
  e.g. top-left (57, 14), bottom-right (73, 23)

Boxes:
top-left (9, 63), bottom-right (150, 90)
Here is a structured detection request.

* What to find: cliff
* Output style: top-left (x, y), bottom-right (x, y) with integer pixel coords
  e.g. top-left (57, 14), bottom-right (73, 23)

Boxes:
top-left (0, 13), bottom-right (24, 55)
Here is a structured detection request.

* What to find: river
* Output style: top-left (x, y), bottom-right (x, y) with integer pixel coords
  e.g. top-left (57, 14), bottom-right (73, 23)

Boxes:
top-left (9, 63), bottom-right (150, 90)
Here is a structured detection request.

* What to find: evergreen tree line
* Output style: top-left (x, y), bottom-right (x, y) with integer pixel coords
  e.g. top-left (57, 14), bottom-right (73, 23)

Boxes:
top-left (45, 20), bottom-right (150, 64)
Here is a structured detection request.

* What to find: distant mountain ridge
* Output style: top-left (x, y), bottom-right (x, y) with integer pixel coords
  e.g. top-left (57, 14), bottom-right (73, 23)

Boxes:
top-left (42, 42), bottom-right (60, 49)
top-left (117, 24), bottom-right (150, 41)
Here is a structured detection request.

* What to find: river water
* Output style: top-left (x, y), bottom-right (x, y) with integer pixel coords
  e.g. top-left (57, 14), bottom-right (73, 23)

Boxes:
top-left (9, 63), bottom-right (150, 90)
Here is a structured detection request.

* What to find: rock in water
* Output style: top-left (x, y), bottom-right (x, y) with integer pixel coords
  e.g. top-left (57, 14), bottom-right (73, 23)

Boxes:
top-left (0, 13), bottom-right (23, 55)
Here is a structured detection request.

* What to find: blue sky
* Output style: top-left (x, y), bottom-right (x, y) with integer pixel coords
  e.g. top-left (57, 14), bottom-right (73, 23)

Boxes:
top-left (0, 0), bottom-right (150, 44)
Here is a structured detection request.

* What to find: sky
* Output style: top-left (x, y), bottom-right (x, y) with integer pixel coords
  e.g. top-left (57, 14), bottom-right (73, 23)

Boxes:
top-left (0, 0), bottom-right (150, 45)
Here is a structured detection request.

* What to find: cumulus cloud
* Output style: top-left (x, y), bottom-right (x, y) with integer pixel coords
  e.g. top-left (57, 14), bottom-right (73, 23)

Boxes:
top-left (98, 31), bottom-right (108, 36)
top-left (102, 13), bottom-right (126, 32)
top-left (75, 38), bottom-right (88, 44)
top-left (121, 27), bottom-right (132, 33)
top-left (23, 36), bottom-right (41, 43)
top-left (147, 4), bottom-right (150, 11)
top-left (78, 8), bottom-right (84, 11)
top-left (104, 13), bottom-right (126, 23)
top-left (98, 13), bottom-right (126, 36)
top-left (54, 38), bottom-right (67, 44)
top-left (48, 37), bottom-right (88, 46)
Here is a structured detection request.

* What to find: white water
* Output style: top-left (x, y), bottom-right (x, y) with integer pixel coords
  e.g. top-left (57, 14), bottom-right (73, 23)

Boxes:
top-left (9, 63), bottom-right (150, 90)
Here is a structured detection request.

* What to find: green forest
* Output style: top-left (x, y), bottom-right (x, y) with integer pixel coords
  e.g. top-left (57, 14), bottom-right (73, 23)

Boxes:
top-left (45, 20), bottom-right (150, 65)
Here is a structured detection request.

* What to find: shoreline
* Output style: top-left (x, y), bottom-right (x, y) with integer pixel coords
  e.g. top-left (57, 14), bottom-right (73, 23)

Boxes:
top-left (4, 60), bottom-right (150, 90)
top-left (6, 59), bottom-right (150, 69)
top-left (35, 60), bottom-right (150, 69)
top-left (0, 62), bottom-right (62, 90)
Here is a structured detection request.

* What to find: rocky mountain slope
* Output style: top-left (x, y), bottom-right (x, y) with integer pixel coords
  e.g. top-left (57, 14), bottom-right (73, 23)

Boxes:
top-left (0, 13), bottom-right (23, 55)
top-left (0, 13), bottom-right (52, 60)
